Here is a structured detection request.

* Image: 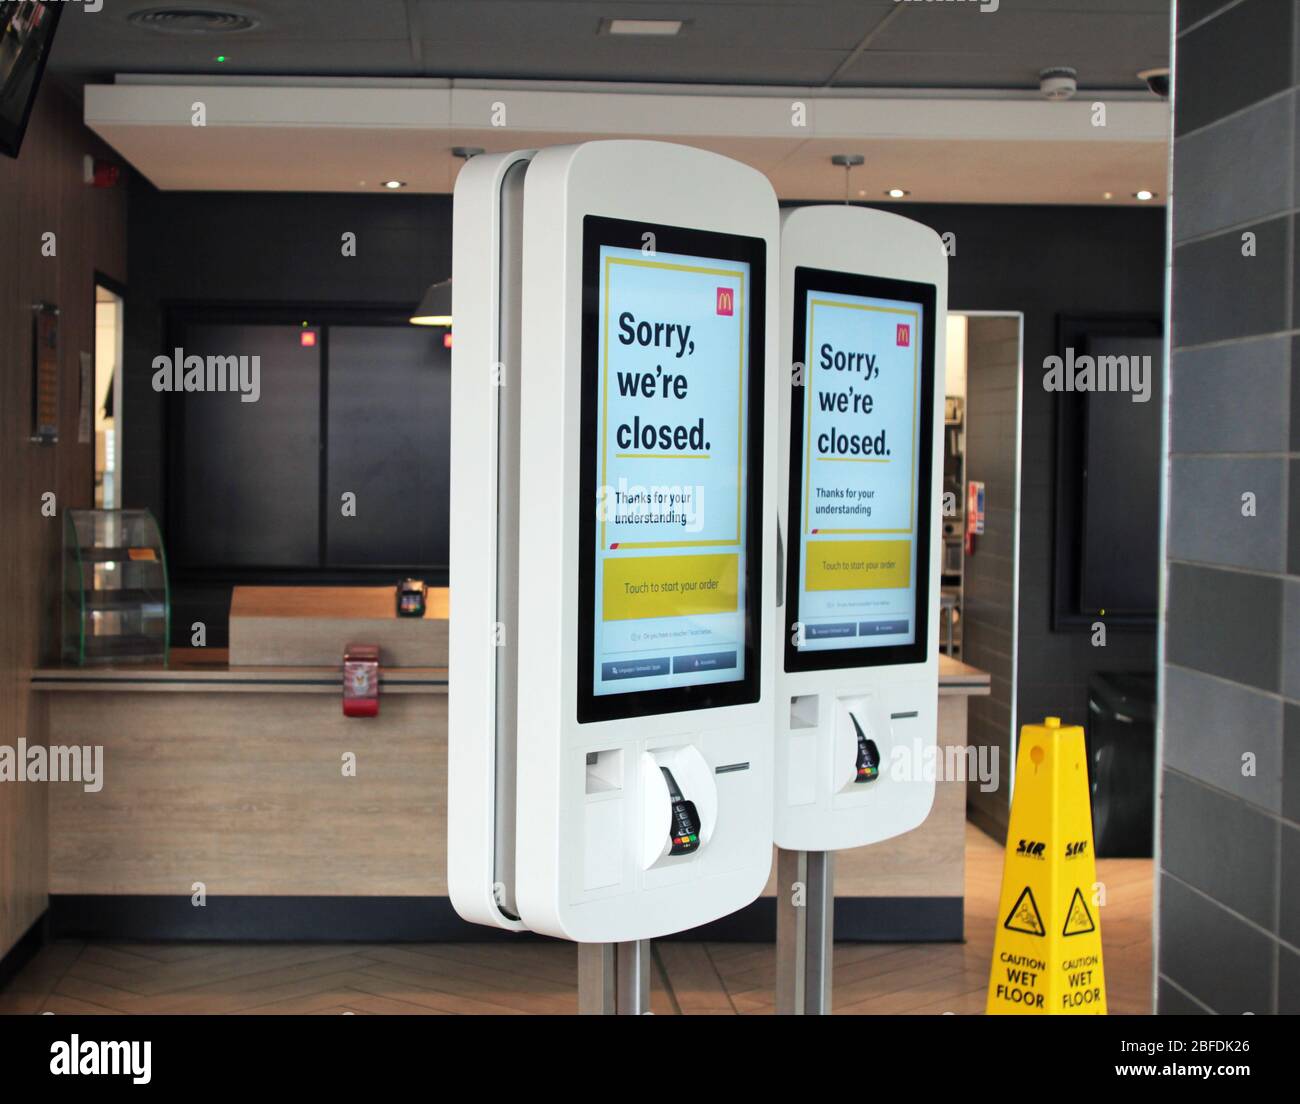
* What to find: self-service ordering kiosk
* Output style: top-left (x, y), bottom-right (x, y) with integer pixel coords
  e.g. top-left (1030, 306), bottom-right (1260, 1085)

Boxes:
top-left (773, 205), bottom-right (947, 1013)
top-left (449, 142), bottom-right (780, 1005)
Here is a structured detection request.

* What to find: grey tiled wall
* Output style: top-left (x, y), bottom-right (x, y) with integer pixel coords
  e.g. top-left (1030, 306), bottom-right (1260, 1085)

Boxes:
top-left (1161, 0), bottom-right (1300, 1014)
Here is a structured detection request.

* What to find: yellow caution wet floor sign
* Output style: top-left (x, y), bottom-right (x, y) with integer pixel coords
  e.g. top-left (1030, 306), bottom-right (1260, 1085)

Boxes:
top-left (986, 717), bottom-right (1107, 1015)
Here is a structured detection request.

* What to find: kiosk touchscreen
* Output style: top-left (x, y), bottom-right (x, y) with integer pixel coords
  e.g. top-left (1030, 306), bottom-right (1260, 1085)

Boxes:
top-left (580, 218), bottom-right (762, 719)
top-left (512, 142), bottom-right (779, 942)
top-left (774, 205), bottom-right (946, 852)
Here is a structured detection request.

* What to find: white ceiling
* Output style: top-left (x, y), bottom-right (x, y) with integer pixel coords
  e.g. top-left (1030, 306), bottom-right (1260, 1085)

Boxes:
top-left (84, 78), bottom-right (1170, 204)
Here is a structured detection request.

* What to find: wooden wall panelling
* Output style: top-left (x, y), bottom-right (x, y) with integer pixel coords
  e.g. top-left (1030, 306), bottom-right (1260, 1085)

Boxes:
top-left (0, 84), bottom-right (127, 958)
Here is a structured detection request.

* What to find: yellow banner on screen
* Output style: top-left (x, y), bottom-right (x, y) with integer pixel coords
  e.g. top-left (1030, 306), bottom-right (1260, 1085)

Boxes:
top-left (805, 540), bottom-right (911, 591)
top-left (603, 553), bottom-right (739, 621)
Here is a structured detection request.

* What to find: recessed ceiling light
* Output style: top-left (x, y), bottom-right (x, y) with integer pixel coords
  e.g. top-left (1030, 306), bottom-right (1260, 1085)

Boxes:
top-left (1103, 191), bottom-right (1114, 200)
top-left (602, 18), bottom-right (684, 36)
top-left (886, 188), bottom-right (909, 199)
top-left (1133, 190), bottom-right (1156, 201)
top-left (382, 180), bottom-right (406, 190)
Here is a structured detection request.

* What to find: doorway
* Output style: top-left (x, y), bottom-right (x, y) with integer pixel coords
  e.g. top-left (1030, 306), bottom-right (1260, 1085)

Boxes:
top-left (93, 280), bottom-right (124, 509)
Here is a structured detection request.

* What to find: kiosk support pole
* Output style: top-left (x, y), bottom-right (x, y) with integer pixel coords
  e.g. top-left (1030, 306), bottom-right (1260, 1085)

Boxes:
top-left (578, 940), bottom-right (651, 1014)
top-left (775, 848), bottom-right (834, 1014)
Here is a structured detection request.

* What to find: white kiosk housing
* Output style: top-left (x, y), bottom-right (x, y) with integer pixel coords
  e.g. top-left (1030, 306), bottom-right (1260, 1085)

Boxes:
top-left (450, 141), bottom-right (780, 957)
top-left (448, 148), bottom-right (535, 933)
top-left (773, 205), bottom-right (946, 1011)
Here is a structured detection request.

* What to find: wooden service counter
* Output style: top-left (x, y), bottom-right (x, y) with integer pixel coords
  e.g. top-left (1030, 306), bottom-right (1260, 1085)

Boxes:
top-left (31, 586), bottom-right (988, 941)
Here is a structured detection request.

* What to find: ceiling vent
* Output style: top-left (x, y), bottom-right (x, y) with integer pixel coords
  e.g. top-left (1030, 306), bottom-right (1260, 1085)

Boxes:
top-left (126, 8), bottom-right (260, 35)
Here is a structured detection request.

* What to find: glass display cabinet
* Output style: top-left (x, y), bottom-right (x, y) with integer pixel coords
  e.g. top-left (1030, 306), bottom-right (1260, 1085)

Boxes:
top-left (62, 509), bottom-right (170, 666)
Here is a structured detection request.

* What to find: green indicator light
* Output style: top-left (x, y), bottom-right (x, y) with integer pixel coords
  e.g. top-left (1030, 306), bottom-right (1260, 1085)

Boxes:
top-left (215, 56), bottom-right (226, 63)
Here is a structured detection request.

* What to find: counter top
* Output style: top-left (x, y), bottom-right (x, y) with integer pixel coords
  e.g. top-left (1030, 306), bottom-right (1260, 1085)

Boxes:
top-left (229, 584), bottom-right (448, 668)
top-left (230, 585), bottom-right (449, 621)
top-left (32, 649), bottom-right (989, 695)
top-left (937, 653), bottom-right (993, 693)
top-left (31, 649), bottom-right (447, 694)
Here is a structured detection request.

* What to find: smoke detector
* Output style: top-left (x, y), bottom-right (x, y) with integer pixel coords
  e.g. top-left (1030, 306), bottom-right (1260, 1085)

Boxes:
top-left (1039, 67), bottom-right (1078, 101)
top-left (127, 8), bottom-right (261, 34)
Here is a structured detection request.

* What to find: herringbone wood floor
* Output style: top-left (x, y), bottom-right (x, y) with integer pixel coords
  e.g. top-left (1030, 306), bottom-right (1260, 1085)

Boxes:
top-left (0, 826), bottom-right (1153, 1014)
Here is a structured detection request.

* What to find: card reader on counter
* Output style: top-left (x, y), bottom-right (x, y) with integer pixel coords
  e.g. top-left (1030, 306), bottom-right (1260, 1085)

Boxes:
top-left (396, 579), bottom-right (427, 618)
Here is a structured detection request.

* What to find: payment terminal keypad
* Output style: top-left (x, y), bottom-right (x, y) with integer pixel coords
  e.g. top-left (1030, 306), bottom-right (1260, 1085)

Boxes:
top-left (850, 713), bottom-right (880, 783)
top-left (660, 766), bottom-right (701, 855)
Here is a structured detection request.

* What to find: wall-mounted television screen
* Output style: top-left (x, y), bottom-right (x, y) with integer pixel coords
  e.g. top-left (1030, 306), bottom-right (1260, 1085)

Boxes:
top-left (1052, 316), bottom-right (1162, 628)
top-left (0, 1), bottom-right (63, 159)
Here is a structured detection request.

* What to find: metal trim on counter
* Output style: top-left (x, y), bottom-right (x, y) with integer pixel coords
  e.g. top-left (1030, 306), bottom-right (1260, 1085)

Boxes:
top-left (31, 668), bottom-right (449, 694)
top-left (33, 654), bottom-right (982, 697)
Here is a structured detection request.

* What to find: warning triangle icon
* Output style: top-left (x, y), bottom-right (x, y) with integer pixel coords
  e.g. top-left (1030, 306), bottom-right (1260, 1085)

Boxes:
top-left (1003, 886), bottom-right (1045, 936)
top-left (1063, 887), bottom-right (1096, 936)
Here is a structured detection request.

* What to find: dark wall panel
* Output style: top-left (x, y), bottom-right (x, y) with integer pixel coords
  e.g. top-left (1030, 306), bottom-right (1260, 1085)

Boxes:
top-left (121, 182), bottom-right (453, 642)
top-left (123, 181), bottom-right (453, 530)
top-left (170, 323), bottom-right (320, 568)
top-left (326, 325), bottom-right (450, 567)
